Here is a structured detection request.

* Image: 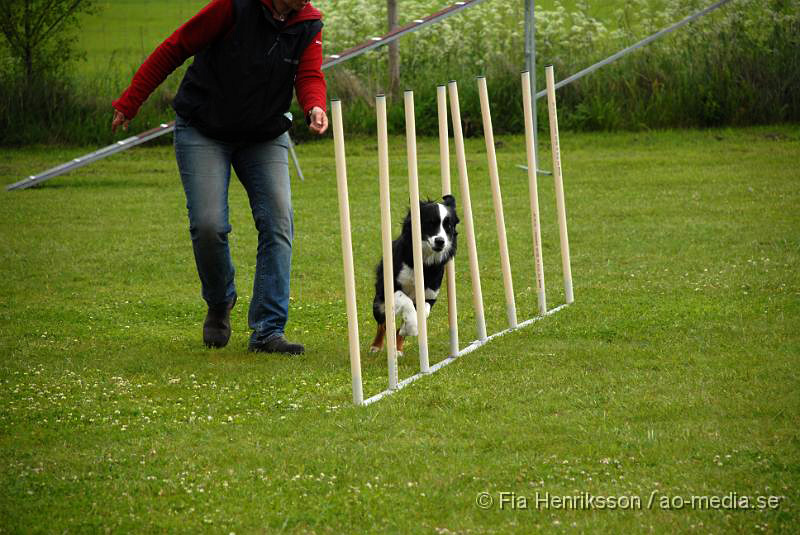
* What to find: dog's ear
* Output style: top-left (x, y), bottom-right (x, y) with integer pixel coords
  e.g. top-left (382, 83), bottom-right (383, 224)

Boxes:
top-left (442, 195), bottom-right (460, 224)
top-left (401, 209), bottom-right (412, 235)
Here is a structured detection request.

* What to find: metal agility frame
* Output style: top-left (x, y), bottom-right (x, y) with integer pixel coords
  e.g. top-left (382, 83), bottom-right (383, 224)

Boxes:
top-left (5, 0), bottom-right (731, 192)
top-left (332, 65), bottom-right (573, 406)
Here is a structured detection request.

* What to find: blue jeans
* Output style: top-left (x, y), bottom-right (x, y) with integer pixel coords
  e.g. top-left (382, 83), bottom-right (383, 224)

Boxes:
top-left (174, 114), bottom-right (293, 345)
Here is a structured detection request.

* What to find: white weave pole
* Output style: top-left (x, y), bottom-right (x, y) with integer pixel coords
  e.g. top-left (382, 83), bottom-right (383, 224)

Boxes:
top-left (447, 81), bottom-right (488, 342)
top-left (521, 71), bottom-right (547, 316)
top-left (376, 95), bottom-right (399, 389)
top-left (545, 65), bottom-right (574, 304)
top-left (436, 85), bottom-right (459, 358)
top-left (477, 76), bottom-right (518, 329)
top-left (403, 90), bottom-right (430, 374)
top-left (331, 99), bottom-right (364, 405)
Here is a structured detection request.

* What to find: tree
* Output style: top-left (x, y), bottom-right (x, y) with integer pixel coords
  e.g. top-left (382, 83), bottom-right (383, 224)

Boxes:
top-left (0, 0), bottom-right (96, 84)
top-left (387, 0), bottom-right (400, 98)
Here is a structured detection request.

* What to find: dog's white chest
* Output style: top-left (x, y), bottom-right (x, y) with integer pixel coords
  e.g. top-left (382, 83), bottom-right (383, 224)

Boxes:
top-left (397, 264), bottom-right (415, 297)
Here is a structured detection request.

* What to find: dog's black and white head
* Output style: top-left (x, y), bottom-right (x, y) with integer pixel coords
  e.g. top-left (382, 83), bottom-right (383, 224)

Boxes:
top-left (371, 195), bottom-right (460, 349)
top-left (402, 195), bottom-right (459, 266)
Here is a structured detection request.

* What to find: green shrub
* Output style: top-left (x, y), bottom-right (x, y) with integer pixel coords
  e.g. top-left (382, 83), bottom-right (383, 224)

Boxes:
top-left (318, 0), bottom-right (799, 135)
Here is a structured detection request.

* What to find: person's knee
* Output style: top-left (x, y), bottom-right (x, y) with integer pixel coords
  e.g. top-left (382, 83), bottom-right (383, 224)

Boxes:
top-left (190, 215), bottom-right (231, 244)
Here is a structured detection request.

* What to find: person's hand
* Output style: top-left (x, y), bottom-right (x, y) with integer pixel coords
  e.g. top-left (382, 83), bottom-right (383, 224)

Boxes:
top-left (307, 106), bottom-right (328, 134)
top-left (111, 109), bottom-right (130, 134)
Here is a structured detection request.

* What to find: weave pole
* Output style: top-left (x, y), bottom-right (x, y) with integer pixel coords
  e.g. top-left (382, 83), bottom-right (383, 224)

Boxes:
top-left (521, 71), bottom-right (547, 316)
top-left (436, 85), bottom-right (459, 358)
top-left (404, 90), bottom-right (430, 374)
top-left (447, 81), bottom-right (487, 342)
top-left (545, 65), bottom-right (574, 304)
top-left (376, 95), bottom-right (399, 389)
top-left (331, 99), bottom-right (363, 405)
top-left (477, 76), bottom-right (517, 329)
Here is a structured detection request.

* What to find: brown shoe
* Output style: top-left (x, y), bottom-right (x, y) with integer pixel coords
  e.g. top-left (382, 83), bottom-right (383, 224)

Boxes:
top-left (203, 296), bottom-right (237, 348)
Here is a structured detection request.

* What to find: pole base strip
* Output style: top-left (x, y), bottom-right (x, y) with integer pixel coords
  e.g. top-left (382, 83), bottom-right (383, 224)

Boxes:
top-left (361, 303), bottom-right (570, 406)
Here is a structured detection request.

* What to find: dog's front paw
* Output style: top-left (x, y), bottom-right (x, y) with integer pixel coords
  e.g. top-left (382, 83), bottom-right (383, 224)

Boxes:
top-left (399, 321), bottom-right (418, 337)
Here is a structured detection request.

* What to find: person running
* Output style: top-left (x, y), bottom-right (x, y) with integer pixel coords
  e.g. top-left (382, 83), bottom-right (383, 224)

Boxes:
top-left (112, 0), bottom-right (328, 355)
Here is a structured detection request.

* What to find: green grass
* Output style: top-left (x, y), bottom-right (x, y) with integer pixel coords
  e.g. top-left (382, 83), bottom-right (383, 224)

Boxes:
top-left (1, 126), bottom-right (799, 533)
top-left (78, 0), bottom-right (208, 77)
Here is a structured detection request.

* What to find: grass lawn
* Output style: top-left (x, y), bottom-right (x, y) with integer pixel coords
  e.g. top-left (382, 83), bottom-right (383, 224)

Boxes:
top-left (1, 125), bottom-right (798, 533)
top-left (78, 0), bottom-right (208, 77)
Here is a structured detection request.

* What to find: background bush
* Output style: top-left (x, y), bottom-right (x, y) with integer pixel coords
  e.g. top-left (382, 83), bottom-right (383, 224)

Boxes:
top-left (316, 0), bottom-right (800, 138)
top-left (0, 0), bottom-right (797, 146)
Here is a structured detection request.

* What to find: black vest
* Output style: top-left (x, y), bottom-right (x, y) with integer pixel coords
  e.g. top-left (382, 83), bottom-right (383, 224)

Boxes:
top-left (173, 0), bottom-right (323, 142)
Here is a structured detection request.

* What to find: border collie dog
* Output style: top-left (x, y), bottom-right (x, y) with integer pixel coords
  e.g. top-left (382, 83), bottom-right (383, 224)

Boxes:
top-left (370, 195), bottom-right (459, 355)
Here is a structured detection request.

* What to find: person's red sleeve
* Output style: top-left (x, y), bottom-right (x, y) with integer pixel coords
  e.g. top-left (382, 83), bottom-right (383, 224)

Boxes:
top-left (295, 30), bottom-right (327, 117)
top-left (112, 0), bottom-right (234, 120)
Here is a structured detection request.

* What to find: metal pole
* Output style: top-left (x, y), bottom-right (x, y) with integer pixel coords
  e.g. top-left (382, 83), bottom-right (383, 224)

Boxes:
top-left (287, 136), bottom-right (304, 181)
top-left (6, 122), bottom-right (176, 191)
top-left (524, 0), bottom-right (549, 176)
